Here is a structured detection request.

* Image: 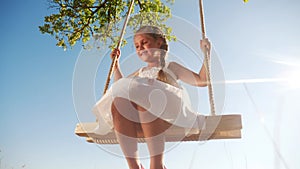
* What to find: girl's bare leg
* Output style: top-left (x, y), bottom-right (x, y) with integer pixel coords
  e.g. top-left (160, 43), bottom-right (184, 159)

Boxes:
top-left (137, 105), bottom-right (170, 169)
top-left (111, 97), bottom-right (141, 169)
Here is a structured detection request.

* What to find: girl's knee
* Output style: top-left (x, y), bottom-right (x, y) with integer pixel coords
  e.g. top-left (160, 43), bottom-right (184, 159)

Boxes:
top-left (111, 97), bottom-right (124, 119)
top-left (111, 97), bottom-right (140, 122)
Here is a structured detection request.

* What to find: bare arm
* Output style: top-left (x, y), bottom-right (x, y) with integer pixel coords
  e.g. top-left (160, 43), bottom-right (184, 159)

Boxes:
top-left (168, 38), bottom-right (211, 87)
top-left (169, 62), bottom-right (208, 87)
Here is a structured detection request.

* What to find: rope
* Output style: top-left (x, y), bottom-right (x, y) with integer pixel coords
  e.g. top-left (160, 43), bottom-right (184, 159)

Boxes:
top-left (103, 0), bottom-right (135, 95)
top-left (199, 0), bottom-right (216, 116)
top-left (199, 0), bottom-right (206, 40)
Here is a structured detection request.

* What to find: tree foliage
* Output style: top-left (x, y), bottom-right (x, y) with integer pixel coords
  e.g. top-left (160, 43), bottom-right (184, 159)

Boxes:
top-left (39, 0), bottom-right (175, 50)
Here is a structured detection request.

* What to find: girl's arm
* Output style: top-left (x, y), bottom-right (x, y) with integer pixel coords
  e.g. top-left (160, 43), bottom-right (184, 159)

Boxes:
top-left (110, 49), bottom-right (124, 82)
top-left (168, 38), bottom-right (211, 87)
top-left (168, 62), bottom-right (208, 87)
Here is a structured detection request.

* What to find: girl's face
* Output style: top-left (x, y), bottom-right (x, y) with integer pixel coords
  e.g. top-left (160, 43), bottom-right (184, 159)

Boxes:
top-left (134, 34), bottom-right (162, 63)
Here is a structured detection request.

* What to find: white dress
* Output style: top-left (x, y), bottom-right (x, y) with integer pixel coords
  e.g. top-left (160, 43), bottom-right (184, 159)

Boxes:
top-left (92, 63), bottom-right (205, 135)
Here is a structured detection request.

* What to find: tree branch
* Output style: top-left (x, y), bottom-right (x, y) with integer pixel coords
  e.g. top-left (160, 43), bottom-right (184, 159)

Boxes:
top-left (137, 0), bottom-right (143, 10)
top-left (70, 0), bottom-right (109, 39)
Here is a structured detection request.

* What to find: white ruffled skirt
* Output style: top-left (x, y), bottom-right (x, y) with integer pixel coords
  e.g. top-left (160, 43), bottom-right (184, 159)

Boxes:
top-left (92, 77), bottom-right (204, 135)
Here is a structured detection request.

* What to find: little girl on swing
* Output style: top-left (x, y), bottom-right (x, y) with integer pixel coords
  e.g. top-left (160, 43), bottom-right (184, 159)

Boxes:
top-left (93, 25), bottom-right (211, 169)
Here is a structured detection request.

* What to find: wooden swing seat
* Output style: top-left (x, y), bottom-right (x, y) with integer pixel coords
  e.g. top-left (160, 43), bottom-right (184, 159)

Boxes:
top-left (75, 114), bottom-right (242, 144)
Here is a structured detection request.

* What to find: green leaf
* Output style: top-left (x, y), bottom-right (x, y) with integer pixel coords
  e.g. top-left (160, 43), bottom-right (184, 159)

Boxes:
top-left (39, 0), bottom-right (175, 50)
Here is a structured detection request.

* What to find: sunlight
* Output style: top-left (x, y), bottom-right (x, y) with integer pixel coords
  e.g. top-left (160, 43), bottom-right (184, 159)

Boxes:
top-left (272, 57), bottom-right (300, 90)
top-left (282, 69), bottom-right (300, 89)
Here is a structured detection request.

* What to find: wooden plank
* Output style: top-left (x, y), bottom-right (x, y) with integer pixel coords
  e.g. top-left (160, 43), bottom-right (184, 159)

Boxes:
top-left (84, 129), bottom-right (241, 144)
top-left (76, 114), bottom-right (242, 136)
top-left (75, 122), bottom-right (99, 137)
top-left (204, 114), bottom-right (242, 131)
top-left (75, 114), bottom-right (242, 144)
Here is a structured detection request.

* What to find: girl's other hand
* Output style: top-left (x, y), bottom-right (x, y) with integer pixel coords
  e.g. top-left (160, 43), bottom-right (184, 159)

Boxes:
top-left (200, 38), bottom-right (211, 54)
top-left (110, 48), bottom-right (121, 60)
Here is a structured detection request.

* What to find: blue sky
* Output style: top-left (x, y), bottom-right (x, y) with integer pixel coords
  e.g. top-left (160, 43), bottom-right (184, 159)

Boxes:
top-left (1, 0), bottom-right (300, 169)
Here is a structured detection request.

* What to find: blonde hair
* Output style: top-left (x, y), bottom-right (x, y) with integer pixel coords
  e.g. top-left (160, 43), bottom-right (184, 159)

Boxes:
top-left (135, 26), bottom-right (169, 83)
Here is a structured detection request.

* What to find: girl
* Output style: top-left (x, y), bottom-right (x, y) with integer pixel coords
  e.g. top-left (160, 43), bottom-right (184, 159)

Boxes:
top-left (93, 26), bottom-right (211, 169)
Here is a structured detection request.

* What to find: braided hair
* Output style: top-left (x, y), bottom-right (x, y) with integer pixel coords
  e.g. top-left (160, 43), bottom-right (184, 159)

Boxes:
top-left (135, 26), bottom-right (169, 83)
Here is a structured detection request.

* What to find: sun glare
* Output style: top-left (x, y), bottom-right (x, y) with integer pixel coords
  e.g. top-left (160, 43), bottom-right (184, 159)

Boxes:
top-left (283, 70), bottom-right (300, 89)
